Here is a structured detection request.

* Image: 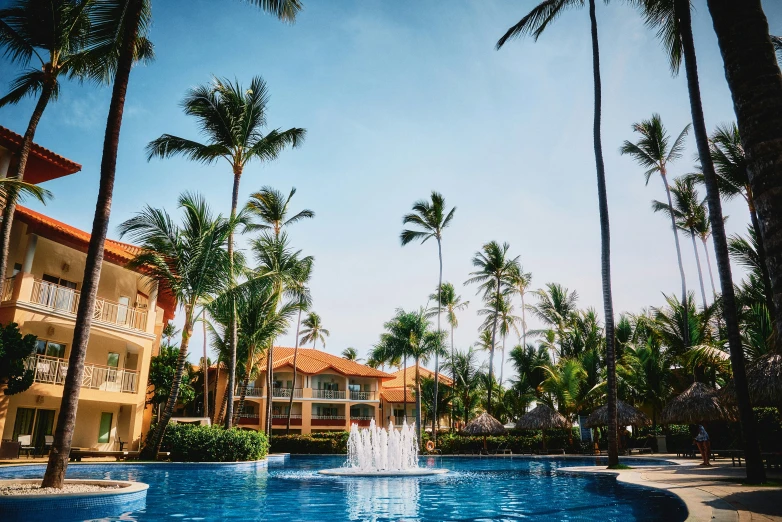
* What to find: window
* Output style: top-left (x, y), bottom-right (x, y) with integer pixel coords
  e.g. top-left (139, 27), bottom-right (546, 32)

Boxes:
top-left (117, 296), bottom-right (130, 324)
top-left (135, 292), bottom-right (149, 309)
top-left (12, 408), bottom-right (35, 441)
top-left (316, 406), bottom-right (339, 417)
top-left (323, 381), bottom-right (339, 391)
top-left (107, 353), bottom-right (120, 368)
top-left (98, 412), bottom-right (113, 443)
top-left (42, 274), bottom-right (77, 288)
top-left (35, 339), bottom-right (65, 358)
top-left (348, 384), bottom-right (360, 392)
top-left (12, 263), bottom-right (21, 276)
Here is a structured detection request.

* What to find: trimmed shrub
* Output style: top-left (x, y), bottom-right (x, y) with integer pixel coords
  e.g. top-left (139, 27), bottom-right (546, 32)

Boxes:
top-left (270, 433), bottom-right (349, 454)
top-left (158, 424), bottom-right (269, 462)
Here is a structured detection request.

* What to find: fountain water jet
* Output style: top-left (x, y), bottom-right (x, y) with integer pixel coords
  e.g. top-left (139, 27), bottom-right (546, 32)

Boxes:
top-left (318, 419), bottom-right (448, 476)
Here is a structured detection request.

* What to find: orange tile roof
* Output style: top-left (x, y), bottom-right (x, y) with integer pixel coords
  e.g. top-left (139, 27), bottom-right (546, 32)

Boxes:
top-left (383, 364), bottom-right (453, 389)
top-left (380, 389), bottom-right (415, 403)
top-left (0, 126), bottom-right (81, 183)
top-left (13, 205), bottom-right (175, 321)
top-left (259, 347), bottom-right (396, 379)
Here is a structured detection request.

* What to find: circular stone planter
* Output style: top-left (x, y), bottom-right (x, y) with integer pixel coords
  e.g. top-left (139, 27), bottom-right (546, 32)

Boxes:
top-left (0, 479), bottom-right (148, 522)
top-left (318, 468), bottom-right (449, 477)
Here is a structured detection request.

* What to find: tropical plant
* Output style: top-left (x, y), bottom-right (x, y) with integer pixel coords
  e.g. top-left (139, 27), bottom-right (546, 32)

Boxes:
top-left (618, 337), bottom-right (675, 428)
top-left (0, 322), bottom-right (37, 395)
top-left (119, 193), bottom-right (236, 460)
top-left (620, 114), bottom-right (690, 312)
top-left (147, 344), bottom-right (195, 413)
top-left (508, 265), bottom-right (532, 347)
top-left (245, 186), bottom-right (314, 237)
top-left (496, 0), bottom-right (620, 468)
top-left (464, 241), bottom-right (518, 414)
top-left (528, 282), bottom-right (579, 359)
top-left (539, 358), bottom-right (588, 421)
top-left (442, 347), bottom-right (482, 425)
top-left (284, 257), bottom-right (312, 433)
top-left (299, 312), bottom-right (329, 350)
top-left (147, 76), bottom-right (305, 429)
top-left (0, 0), bottom-right (148, 280)
top-left (509, 343), bottom-right (551, 395)
top-left (641, 0), bottom-right (767, 482)
top-left (341, 347), bottom-right (360, 361)
top-left (400, 191), bottom-right (455, 439)
top-left (651, 293), bottom-right (717, 360)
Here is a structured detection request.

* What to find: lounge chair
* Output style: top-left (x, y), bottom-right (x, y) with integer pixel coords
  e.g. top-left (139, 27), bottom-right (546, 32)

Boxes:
top-left (17, 435), bottom-right (35, 458)
top-left (43, 435), bottom-right (54, 455)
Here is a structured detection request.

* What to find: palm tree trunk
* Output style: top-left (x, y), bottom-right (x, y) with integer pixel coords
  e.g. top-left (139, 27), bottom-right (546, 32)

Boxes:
top-left (403, 357), bottom-right (408, 424)
top-left (0, 78), bottom-right (54, 282)
top-left (286, 306), bottom-right (303, 434)
top-left (499, 335), bottom-right (506, 386)
top-left (266, 341), bottom-right (274, 435)
top-left (700, 237), bottom-right (717, 298)
top-left (487, 276), bottom-right (500, 415)
top-left (748, 195), bottom-right (776, 318)
top-left (432, 238), bottom-right (443, 441)
top-left (141, 309), bottom-right (196, 460)
top-left (690, 230), bottom-right (708, 307)
top-left (450, 323), bottom-right (455, 431)
top-left (681, 0), bottom-right (766, 483)
top-left (217, 380), bottom-right (228, 425)
top-left (414, 358), bottom-right (422, 448)
top-left (521, 290), bottom-right (527, 347)
top-left (41, 1), bottom-right (142, 488)
top-left (588, 0), bottom-right (618, 469)
top-left (233, 354), bottom-right (253, 426)
top-left (662, 171), bottom-right (689, 316)
top-left (203, 313), bottom-right (209, 419)
top-left (224, 169), bottom-right (242, 429)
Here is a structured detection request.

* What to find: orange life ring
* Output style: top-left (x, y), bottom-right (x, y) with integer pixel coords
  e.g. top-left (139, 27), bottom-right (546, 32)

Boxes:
top-left (426, 440), bottom-right (435, 452)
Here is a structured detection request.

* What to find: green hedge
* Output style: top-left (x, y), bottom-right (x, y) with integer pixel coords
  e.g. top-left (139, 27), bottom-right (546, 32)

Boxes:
top-left (158, 424), bottom-right (269, 462)
top-left (270, 432), bottom-right (349, 454)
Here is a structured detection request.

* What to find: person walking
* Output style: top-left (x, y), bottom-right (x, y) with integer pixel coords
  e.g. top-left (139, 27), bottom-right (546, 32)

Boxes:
top-left (694, 424), bottom-right (711, 466)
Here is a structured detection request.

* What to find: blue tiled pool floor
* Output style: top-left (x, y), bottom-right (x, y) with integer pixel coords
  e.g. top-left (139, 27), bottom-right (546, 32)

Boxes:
top-left (0, 456), bottom-right (687, 521)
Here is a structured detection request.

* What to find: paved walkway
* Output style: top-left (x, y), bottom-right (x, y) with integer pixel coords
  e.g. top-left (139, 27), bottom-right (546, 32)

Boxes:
top-left (563, 458), bottom-right (782, 522)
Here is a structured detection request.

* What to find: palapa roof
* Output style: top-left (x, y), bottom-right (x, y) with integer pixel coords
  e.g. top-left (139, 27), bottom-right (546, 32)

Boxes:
top-left (259, 347), bottom-right (396, 379)
top-left (0, 126), bottom-right (81, 183)
top-left (516, 404), bottom-right (570, 430)
top-left (720, 354), bottom-right (782, 408)
top-left (463, 412), bottom-right (506, 436)
top-left (583, 400), bottom-right (651, 428)
top-left (661, 382), bottom-right (737, 424)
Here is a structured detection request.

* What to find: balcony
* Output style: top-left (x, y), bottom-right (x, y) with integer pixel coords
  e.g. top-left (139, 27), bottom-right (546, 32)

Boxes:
top-left (349, 391), bottom-right (376, 401)
top-left (25, 354), bottom-right (138, 394)
top-left (312, 389), bottom-right (346, 400)
top-left (28, 280), bottom-right (148, 333)
top-left (271, 387), bottom-right (302, 399)
top-left (350, 416), bottom-right (374, 428)
top-left (236, 386), bottom-right (264, 397)
top-left (271, 414), bottom-right (302, 426)
top-left (236, 414), bottom-right (260, 426)
top-left (311, 415), bottom-right (345, 427)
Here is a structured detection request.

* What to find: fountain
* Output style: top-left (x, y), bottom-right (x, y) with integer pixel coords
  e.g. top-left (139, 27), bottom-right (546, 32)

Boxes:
top-left (318, 420), bottom-right (448, 476)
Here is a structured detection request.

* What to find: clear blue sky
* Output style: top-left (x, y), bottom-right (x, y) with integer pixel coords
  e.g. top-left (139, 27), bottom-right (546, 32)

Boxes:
top-left (1, 1), bottom-right (780, 377)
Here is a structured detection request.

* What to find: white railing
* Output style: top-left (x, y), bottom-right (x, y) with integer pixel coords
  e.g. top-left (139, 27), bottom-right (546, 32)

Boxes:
top-left (1, 276), bottom-right (14, 302)
top-left (272, 387), bottom-right (302, 398)
top-left (30, 280), bottom-right (148, 333)
top-left (312, 415), bottom-right (345, 420)
top-left (312, 389), bottom-right (346, 400)
top-left (271, 414), bottom-right (302, 419)
top-left (350, 416), bottom-right (375, 421)
top-left (24, 354), bottom-right (138, 394)
top-left (236, 386), bottom-right (264, 397)
top-left (349, 391), bottom-right (375, 401)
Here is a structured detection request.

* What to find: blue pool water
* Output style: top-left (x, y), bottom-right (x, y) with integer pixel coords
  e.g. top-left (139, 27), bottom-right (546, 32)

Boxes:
top-left (0, 456), bottom-right (687, 521)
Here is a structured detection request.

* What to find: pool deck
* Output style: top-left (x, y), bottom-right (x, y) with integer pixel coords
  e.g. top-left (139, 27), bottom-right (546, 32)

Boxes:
top-left (560, 457), bottom-right (782, 522)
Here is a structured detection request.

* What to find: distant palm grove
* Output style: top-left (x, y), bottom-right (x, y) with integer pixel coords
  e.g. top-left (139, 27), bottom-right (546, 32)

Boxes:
top-left (0, 0), bottom-right (781, 490)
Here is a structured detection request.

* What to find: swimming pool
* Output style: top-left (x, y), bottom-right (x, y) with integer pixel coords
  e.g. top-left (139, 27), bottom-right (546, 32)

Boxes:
top-left (0, 456), bottom-right (687, 521)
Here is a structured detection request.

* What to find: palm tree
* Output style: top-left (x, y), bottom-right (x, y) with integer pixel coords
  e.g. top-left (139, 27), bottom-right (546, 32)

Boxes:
top-left (641, 0), bottom-right (767, 483)
top-left (299, 312), bottom-right (329, 350)
top-left (620, 114), bottom-right (690, 312)
top-left (478, 292), bottom-right (519, 386)
top-left (539, 359), bottom-right (588, 422)
top-left (120, 193), bottom-right (235, 460)
top-left (508, 265), bottom-right (532, 347)
top-left (147, 76), bottom-right (305, 429)
top-left (619, 337), bottom-right (675, 428)
top-left (342, 347), bottom-right (360, 361)
top-left (496, 0), bottom-right (620, 468)
top-left (0, 0), bottom-right (147, 281)
top-left (400, 191), bottom-right (455, 440)
top-left (40, 0), bottom-right (304, 489)
top-left (464, 241), bottom-right (518, 414)
top-left (528, 282), bottom-right (579, 359)
top-left (692, 206), bottom-right (717, 299)
top-left (443, 347), bottom-right (482, 425)
top-left (652, 176), bottom-right (708, 306)
top-left (426, 281), bottom-right (467, 429)
top-left (245, 186), bottom-right (314, 237)
top-left (284, 257), bottom-right (312, 434)
top-left (509, 343), bottom-right (550, 395)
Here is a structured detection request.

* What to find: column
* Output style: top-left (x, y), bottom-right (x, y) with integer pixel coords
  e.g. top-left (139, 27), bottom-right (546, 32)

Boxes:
top-left (21, 233), bottom-right (37, 273)
top-left (145, 281), bottom-right (158, 333)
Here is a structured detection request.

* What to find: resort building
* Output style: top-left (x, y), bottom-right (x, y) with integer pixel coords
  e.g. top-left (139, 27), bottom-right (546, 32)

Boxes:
top-left (214, 347), bottom-right (396, 434)
top-left (379, 365), bottom-right (452, 429)
top-left (0, 127), bottom-right (173, 453)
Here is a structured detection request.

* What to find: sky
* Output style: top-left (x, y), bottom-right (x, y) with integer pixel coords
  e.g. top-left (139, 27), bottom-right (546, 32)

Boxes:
top-left (1, 0), bottom-right (781, 380)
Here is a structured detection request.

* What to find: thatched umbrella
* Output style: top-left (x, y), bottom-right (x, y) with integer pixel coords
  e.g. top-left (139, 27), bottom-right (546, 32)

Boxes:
top-left (463, 412), bottom-right (506, 450)
top-left (661, 382), bottom-right (737, 424)
top-left (583, 400), bottom-right (651, 428)
top-left (517, 404), bottom-right (569, 450)
top-left (720, 354), bottom-right (782, 408)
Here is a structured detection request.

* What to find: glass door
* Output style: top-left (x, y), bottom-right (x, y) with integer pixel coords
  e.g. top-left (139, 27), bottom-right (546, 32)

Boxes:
top-left (32, 409), bottom-right (55, 450)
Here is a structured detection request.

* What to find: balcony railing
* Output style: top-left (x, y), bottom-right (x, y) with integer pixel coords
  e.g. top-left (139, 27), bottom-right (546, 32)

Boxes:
top-left (1, 276), bottom-right (14, 302)
top-left (271, 387), bottom-right (303, 398)
top-left (312, 415), bottom-right (345, 420)
top-left (350, 416), bottom-right (375, 421)
top-left (236, 386), bottom-right (264, 397)
top-left (271, 414), bottom-right (302, 419)
top-left (312, 389), bottom-right (346, 400)
top-left (24, 354), bottom-right (138, 394)
top-left (30, 280), bottom-right (148, 333)
top-left (349, 391), bottom-right (376, 401)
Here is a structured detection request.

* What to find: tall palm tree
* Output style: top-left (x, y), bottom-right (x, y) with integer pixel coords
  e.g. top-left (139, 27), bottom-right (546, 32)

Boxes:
top-left (528, 282), bottom-right (579, 359)
top-left (147, 76), bottom-right (305, 428)
top-left (692, 207), bottom-right (716, 299)
top-left (284, 257), bottom-right (312, 434)
top-left (496, 0), bottom-right (620, 468)
top-left (477, 292), bottom-right (518, 386)
top-left (652, 176), bottom-right (708, 307)
top-left (299, 312), bottom-right (329, 350)
top-left (40, 0), bottom-right (304, 489)
top-left (400, 191), bottom-right (455, 441)
top-left (0, 0), bottom-right (148, 281)
top-left (426, 281), bottom-right (468, 429)
top-left (509, 343), bottom-right (550, 395)
top-left (442, 347), bottom-right (481, 425)
top-left (508, 265), bottom-right (532, 347)
top-left (620, 114), bottom-right (690, 313)
top-left (341, 347), bottom-right (360, 361)
top-left (640, 0), bottom-right (767, 484)
top-left (120, 193), bottom-right (235, 460)
top-left (464, 241), bottom-right (518, 414)
top-left (245, 186), bottom-right (314, 237)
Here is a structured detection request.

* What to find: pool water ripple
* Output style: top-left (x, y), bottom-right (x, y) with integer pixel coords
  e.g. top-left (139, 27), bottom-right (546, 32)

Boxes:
top-left (0, 456), bottom-right (686, 521)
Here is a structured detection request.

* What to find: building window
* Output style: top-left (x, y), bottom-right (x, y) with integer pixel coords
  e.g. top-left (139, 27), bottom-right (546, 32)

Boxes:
top-left (393, 408), bottom-right (406, 419)
top-left (12, 408), bottom-right (35, 441)
top-left (35, 339), bottom-right (65, 358)
top-left (107, 352), bottom-right (120, 368)
top-left (98, 412), bottom-right (113, 443)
